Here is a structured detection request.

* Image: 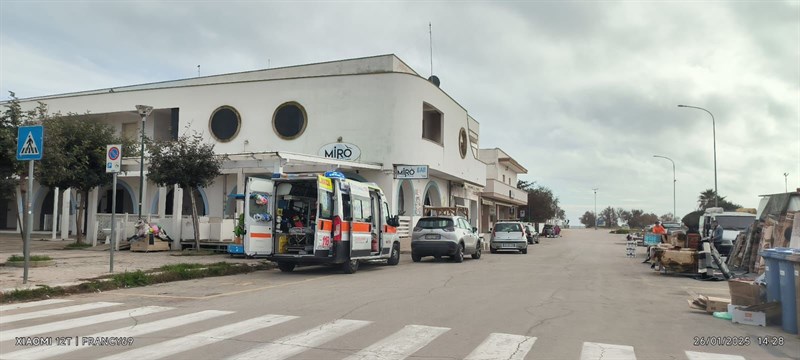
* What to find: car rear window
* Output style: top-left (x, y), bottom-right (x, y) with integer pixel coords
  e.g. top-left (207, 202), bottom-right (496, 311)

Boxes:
top-left (495, 223), bottom-right (521, 232)
top-left (416, 218), bottom-right (454, 229)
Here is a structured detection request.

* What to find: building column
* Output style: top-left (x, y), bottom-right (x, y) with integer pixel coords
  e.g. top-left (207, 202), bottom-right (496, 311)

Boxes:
top-left (51, 187), bottom-right (59, 239)
top-left (60, 188), bottom-right (71, 240)
top-left (140, 179), bottom-right (148, 216)
top-left (87, 188), bottom-right (99, 245)
top-left (157, 186), bottom-right (167, 218)
top-left (172, 184), bottom-right (184, 248)
top-left (236, 170), bottom-right (245, 215)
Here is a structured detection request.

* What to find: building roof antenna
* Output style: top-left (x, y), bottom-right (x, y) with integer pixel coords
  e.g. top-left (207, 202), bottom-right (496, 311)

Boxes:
top-left (197, 65), bottom-right (200, 77)
top-left (429, 22), bottom-right (433, 77)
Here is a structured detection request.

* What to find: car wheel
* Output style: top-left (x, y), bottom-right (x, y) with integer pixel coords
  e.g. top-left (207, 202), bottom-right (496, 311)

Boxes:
top-left (433, 255), bottom-right (442, 260)
top-left (387, 243), bottom-right (400, 266)
top-left (342, 259), bottom-right (359, 274)
top-left (277, 262), bottom-right (295, 273)
top-left (472, 243), bottom-right (482, 259)
top-left (453, 244), bottom-right (464, 263)
top-left (412, 253), bottom-right (422, 262)
top-left (521, 248), bottom-right (528, 254)
top-left (490, 247), bottom-right (497, 254)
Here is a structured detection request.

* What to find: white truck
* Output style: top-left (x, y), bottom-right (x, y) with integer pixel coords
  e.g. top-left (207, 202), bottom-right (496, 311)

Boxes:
top-left (698, 207), bottom-right (756, 256)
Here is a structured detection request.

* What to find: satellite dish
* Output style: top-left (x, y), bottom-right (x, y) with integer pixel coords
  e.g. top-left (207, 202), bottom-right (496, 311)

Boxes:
top-left (428, 75), bottom-right (440, 87)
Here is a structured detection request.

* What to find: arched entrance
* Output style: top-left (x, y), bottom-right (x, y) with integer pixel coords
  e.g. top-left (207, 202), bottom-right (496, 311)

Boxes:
top-left (35, 188), bottom-right (75, 231)
top-left (423, 181), bottom-right (442, 215)
top-left (96, 182), bottom-right (135, 214)
top-left (396, 180), bottom-right (414, 216)
top-left (164, 188), bottom-right (208, 216)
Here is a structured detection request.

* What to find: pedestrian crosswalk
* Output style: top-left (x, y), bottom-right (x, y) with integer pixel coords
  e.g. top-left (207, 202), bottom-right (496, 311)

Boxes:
top-left (0, 299), bottom-right (758, 360)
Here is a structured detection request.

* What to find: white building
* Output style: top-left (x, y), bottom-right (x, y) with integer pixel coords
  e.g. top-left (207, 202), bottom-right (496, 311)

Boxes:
top-left (4, 54), bottom-right (490, 244)
top-left (477, 148), bottom-right (528, 232)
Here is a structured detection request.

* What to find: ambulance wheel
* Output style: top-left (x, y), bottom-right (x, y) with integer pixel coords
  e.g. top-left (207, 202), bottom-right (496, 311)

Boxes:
top-left (342, 259), bottom-right (359, 274)
top-left (277, 262), bottom-right (295, 273)
top-left (387, 243), bottom-right (400, 266)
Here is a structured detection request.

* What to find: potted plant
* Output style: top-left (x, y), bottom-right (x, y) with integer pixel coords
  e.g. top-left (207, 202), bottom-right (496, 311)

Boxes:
top-left (233, 213), bottom-right (245, 244)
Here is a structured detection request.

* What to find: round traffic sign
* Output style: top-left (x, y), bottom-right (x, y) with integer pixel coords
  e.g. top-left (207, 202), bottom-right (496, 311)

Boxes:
top-left (108, 146), bottom-right (120, 160)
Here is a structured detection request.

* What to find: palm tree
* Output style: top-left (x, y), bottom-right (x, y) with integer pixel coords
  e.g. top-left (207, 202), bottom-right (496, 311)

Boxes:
top-left (697, 189), bottom-right (716, 210)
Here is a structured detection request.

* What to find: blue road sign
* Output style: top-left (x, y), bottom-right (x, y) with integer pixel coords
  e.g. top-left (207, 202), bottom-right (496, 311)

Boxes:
top-left (17, 125), bottom-right (43, 161)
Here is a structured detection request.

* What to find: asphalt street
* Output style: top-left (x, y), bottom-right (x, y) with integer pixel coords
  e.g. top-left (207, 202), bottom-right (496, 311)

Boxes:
top-left (1, 229), bottom-right (798, 360)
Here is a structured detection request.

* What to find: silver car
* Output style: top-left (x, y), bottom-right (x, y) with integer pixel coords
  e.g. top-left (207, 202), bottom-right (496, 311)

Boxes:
top-left (490, 221), bottom-right (528, 254)
top-left (411, 216), bottom-right (481, 263)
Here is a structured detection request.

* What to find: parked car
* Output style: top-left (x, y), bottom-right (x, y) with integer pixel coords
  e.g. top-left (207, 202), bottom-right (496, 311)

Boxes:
top-left (523, 224), bottom-right (539, 244)
top-left (411, 216), bottom-right (481, 263)
top-left (541, 224), bottom-right (555, 238)
top-left (489, 221), bottom-right (528, 254)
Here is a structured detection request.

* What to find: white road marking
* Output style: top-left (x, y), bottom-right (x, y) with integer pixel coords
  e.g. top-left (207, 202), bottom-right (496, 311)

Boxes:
top-left (2, 310), bottom-right (233, 360)
top-left (343, 324), bottom-right (450, 360)
top-left (0, 306), bottom-right (171, 341)
top-left (98, 314), bottom-right (298, 360)
top-left (686, 351), bottom-right (746, 360)
top-left (0, 299), bottom-right (72, 312)
top-left (0, 302), bottom-right (121, 324)
top-left (227, 319), bottom-right (371, 360)
top-left (464, 333), bottom-right (537, 360)
top-left (580, 342), bottom-right (637, 360)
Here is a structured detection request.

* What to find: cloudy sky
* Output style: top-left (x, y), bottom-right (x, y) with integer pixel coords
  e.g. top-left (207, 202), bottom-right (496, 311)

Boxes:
top-left (2, 1), bottom-right (798, 225)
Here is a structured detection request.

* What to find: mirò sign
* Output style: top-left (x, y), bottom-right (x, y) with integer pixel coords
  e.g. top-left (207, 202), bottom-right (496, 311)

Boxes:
top-left (318, 142), bottom-right (361, 161)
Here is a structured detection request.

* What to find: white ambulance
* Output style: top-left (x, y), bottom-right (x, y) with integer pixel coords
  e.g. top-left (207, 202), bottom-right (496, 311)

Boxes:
top-left (242, 172), bottom-right (401, 274)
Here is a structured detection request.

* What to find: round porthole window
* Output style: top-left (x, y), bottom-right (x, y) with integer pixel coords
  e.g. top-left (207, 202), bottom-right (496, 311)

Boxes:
top-left (273, 102), bottom-right (307, 140)
top-left (459, 128), bottom-right (468, 158)
top-left (209, 106), bottom-right (241, 142)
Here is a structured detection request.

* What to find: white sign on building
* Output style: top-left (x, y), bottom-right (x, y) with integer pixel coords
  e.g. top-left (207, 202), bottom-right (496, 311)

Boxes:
top-left (394, 165), bottom-right (429, 179)
top-left (318, 142), bottom-right (361, 161)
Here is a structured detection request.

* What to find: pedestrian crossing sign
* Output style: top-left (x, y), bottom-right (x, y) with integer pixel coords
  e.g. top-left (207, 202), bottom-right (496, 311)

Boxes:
top-left (17, 125), bottom-right (44, 161)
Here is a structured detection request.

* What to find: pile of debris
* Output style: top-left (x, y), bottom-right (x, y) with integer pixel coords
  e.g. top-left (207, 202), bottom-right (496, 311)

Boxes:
top-left (727, 192), bottom-right (798, 273)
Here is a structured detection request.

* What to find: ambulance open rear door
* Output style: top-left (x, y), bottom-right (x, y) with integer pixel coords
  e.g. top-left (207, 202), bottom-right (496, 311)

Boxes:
top-left (244, 177), bottom-right (275, 257)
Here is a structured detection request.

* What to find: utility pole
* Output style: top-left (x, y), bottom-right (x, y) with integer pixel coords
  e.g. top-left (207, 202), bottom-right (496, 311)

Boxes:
top-left (785, 172), bottom-right (789, 192)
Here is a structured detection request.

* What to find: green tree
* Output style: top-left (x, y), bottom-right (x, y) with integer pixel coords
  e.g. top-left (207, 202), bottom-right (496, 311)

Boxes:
top-left (518, 180), bottom-right (560, 231)
top-left (37, 112), bottom-right (122, 243)
top-left (1, 93), bottom-right (48, 237)
top-left (579, 211), bottom-right (596, 228)
top-left (617, 207), bottom-right (632, 226)
top-left (697, 189), bottom-right (742, 211)
top-left (600, 206), bottom-right (617, 227)
top-left (147, 131), bottom-right (221, 250)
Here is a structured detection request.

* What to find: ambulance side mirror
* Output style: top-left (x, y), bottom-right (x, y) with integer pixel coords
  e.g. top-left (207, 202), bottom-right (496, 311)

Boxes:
top-left (387, 215), bottom-right (400, 227)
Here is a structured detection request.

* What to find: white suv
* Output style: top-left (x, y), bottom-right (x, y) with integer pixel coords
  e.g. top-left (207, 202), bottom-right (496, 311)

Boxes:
top-left (411, 216), bottom-right (481, 263)
top-left (490, 221), bottom-right (528, 254)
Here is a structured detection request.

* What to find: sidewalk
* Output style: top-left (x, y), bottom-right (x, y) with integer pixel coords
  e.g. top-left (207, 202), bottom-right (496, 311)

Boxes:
top-left (0, 233), bottom-right (260, 293)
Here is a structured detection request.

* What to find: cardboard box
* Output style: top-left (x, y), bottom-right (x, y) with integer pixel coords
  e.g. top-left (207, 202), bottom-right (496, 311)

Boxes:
top-left (706, 297), bottom-right (731, 313)
top-left (728, 302), bottom-right (781, 327)
top-left (728, 279), bottom-right (764, 306)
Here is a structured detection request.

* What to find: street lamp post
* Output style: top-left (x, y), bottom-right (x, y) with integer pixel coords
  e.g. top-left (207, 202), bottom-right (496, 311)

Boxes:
top-left (592, 188), bottom-right (598, 230)
top-left (653, 155), bottom-right (676, 220)
top-left (135, 105), bottom-right (153, 219)
top-left (678, 104), bottom-right (717, 207)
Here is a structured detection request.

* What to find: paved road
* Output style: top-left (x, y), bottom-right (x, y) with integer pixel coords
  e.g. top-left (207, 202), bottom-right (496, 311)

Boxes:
top-left (1, 229), bottom-right (797, 359)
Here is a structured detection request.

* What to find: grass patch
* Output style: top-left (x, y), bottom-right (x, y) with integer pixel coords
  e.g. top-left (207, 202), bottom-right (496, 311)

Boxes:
top-left (7, 255), bottom-right (52, 262)
top-left (0, 262), bottom-right (273, 304)
top-left (64, 242), bottom-right (93, 250)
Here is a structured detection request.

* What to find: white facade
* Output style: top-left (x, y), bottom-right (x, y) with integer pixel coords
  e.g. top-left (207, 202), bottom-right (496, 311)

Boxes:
top-left (478, 148), bottom-right (528, 232)
top-left (5, 55), bottom-right (490, 241)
